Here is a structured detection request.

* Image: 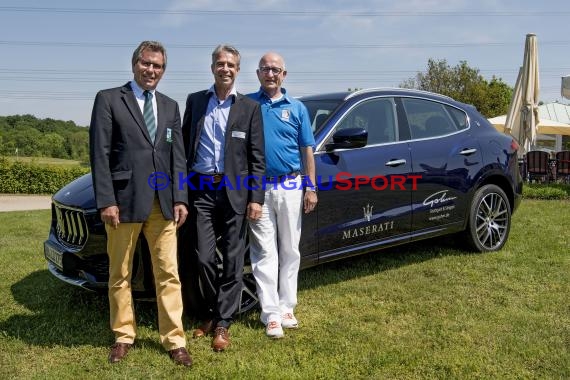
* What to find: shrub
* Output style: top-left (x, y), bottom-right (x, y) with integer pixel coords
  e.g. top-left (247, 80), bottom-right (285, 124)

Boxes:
top-left (522, 183), bottom-right (570, 200)
top-left (0, 156), bottom-right (90, 194)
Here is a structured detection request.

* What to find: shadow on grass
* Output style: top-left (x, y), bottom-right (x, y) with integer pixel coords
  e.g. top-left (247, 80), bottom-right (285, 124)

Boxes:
top-left (2, 234), bottom-right (479, 347)
top-left (236, 234), bottom-right (480, 328)
top-left (2, 269), bottom-right (161, 348)
top-left (296, 234), bottom-right (480, 292)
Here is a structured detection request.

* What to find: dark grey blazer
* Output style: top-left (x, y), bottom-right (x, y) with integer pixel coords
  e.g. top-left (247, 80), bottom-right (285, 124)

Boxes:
top-left (182, 90), bottom-right (265, 214)
top-left (89, 82), bottom-right (188, 222)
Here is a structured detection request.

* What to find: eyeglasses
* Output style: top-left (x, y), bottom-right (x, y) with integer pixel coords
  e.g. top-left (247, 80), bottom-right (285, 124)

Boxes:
top-left (139, 60), bottom-right (164, 71)
top-left (258, 66), bottom-right (283, 75)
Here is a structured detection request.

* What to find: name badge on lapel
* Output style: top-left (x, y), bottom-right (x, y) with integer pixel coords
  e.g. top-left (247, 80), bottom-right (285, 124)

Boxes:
top-left (166, 128), bottom-right (172, 143)
top-left (232, 131), bottom-right (246, 139)
top-left (281, 109), bottom-right (290, 121)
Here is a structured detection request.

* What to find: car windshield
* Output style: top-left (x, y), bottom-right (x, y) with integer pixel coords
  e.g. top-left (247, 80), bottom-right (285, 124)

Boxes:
top-left (300, 99), bottom-right (343, 134)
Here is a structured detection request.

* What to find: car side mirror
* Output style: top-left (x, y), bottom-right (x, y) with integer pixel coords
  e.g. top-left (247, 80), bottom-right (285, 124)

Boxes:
top-left (325, 128), bottom-right (368, 151)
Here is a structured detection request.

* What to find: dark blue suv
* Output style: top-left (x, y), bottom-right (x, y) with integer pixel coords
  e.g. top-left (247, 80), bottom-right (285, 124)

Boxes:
top-left (44, 88), bottom-right (523, 313)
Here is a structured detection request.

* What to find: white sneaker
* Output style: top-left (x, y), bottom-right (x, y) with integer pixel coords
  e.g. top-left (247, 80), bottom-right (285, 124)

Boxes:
top-left (266, 321), bottom-right (284, 339)
top-left (281, 313), bottom-right (298, 329)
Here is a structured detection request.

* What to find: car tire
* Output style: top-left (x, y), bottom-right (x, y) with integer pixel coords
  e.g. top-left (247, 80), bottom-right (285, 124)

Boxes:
top-left (236, 269), bottom-right (259, 314)
top-left (464, 184), bottom-right (512, 252)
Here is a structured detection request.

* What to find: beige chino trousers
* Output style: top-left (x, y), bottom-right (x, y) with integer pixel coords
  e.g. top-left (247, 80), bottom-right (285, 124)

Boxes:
top-left (105, 199), bottom-right (186, 350)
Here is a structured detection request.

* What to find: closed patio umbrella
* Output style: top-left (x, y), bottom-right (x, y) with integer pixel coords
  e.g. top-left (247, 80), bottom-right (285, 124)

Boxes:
top-left (504, 33), bottom-right (540, 156)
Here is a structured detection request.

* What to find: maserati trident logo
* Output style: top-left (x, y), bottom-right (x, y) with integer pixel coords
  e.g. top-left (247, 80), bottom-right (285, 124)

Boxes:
top-left (363, 203), bottom-right (373, 222)
top-left (341, 203), bottom-right (394, 240)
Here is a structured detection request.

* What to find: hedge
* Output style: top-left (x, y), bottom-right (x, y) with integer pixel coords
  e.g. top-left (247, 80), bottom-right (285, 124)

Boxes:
top-left (522, 183), bottom-right (570, 200)
top-left (0, 157), bottom-right (90, 194)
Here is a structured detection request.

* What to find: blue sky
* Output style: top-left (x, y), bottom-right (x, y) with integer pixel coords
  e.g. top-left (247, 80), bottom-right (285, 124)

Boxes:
top-left (1, 0), bottom-right (569, 126)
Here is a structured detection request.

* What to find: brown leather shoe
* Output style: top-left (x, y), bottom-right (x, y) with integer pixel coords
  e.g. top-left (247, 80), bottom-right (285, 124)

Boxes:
top-left (108, 342), bottom-right (132, 364)
top-left (193, 320), bottom-right (214, 338)
top-left (211, 326), bottom-right (230, 352)
top-left (168, 347), bottom-right (193, 367)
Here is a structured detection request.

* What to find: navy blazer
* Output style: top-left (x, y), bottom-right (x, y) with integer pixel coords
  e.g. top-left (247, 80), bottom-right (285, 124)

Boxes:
top-left (182, 90), bottom-right (265, 214)
top-left (89, 82), bottom-right (188, 222)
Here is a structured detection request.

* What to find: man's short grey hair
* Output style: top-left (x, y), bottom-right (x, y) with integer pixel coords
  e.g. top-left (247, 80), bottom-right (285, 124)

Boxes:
top-left (132, 41), bottom-right (167, 70)
top-left (211, 44), bottom-right (241, 67)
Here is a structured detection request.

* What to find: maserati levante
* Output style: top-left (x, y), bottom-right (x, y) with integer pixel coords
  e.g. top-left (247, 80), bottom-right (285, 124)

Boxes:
top-left (44, 88), bottom-right (523, 314)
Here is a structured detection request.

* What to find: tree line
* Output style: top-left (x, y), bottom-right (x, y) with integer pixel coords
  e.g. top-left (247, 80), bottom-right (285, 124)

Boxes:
top-left (0, 114), bottom-right (89, 163)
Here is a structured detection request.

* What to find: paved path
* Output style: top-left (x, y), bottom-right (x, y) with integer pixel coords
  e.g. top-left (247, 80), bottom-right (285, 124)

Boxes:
top-left (0, 194), bottom-right (52, 212)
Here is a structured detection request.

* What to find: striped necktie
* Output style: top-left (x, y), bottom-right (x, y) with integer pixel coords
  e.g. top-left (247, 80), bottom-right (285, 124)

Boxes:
top-left (143, 90), bottom-right (156, 142)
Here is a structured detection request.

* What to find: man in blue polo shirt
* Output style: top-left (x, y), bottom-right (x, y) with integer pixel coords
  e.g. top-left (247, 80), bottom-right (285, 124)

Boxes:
top-left (247, 52), bottom-right (317, 339)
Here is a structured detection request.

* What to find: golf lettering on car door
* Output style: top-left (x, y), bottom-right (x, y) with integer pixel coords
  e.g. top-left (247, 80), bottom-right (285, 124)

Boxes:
top-left (314, 97), bottom-right (412, 260)
top-left (400, 97), bottom-right (483, 233)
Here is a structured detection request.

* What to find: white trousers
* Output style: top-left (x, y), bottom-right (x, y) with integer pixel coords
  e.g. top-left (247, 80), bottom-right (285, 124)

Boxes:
top-left (249, 175), bottom-right (303, 325)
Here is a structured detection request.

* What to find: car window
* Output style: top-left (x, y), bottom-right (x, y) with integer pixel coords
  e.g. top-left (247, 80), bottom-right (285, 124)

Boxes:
top-left (402, 98), bottom-right (467, 139)
top-left (447, 106), bottom-right (469, 130)
top-left (300, 99), bottom-right (343, 134)
top-left (332, 98), bottom-right (397, 146)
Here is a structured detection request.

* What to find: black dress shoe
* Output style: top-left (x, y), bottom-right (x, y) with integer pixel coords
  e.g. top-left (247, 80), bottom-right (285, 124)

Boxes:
top-left (108, 342), bottom-right (132, 363)
top-left (169, 347), bottom-right (193, 367)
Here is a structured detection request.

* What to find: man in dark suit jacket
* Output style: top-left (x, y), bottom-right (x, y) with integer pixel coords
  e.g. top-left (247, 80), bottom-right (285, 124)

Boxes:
top-left (180, 44), bottom-right (265, 352)
top-left (89, 41), bottom-right (192, 367)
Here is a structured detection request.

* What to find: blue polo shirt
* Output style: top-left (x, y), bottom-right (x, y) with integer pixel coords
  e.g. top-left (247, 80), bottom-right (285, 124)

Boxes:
top-left (248, 88), bottom-right (315, 177)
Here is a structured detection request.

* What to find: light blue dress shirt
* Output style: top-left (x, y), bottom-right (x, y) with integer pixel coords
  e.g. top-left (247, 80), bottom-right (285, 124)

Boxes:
top-left (192, 85), bottom-right (236, 174)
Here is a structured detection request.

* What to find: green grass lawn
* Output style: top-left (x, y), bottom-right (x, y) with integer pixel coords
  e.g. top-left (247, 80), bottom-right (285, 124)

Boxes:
top-left (0, 200), bottom-right (569, 379)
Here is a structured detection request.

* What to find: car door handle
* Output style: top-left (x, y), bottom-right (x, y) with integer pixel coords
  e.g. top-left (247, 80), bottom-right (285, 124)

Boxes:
top-left (385, 159), bottom-right (407, 167)
top-left (459, 148), bottom-right (478, 156)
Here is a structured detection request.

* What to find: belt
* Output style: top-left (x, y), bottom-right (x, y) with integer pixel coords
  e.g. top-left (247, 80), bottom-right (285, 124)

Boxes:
top-left (265, 171), bottom-right (300, 182)
top-left (196, 172), bottom-right (225, 184)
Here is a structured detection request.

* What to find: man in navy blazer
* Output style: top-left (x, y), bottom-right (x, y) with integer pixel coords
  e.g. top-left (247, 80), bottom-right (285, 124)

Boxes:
top-left (180, 44), bottom-right (265, 352)
top-left (89, 41), bottom-right (192, 367)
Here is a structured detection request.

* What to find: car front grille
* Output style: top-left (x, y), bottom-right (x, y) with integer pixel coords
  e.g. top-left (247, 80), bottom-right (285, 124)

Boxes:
top-left (54, 202), bottom-right (89, 249)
